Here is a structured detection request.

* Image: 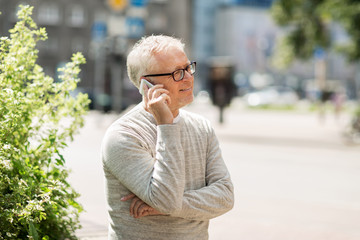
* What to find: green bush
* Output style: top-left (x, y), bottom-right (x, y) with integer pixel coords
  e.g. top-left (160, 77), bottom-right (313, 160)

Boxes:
top-left (0, 5), bottom-right (90, 239)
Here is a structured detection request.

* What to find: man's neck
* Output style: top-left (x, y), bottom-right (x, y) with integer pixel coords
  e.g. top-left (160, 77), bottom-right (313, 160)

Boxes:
top-left (171, 109), bottom-right (180, 118)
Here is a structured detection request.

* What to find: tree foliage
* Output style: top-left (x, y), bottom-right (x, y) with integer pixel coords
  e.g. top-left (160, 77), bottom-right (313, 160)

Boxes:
top-left (323, 0), bottom-right (360, 61)
top-left (0, 5), bottom-right (90, 239)
top-left (271, 0), bottom-right (360, 67)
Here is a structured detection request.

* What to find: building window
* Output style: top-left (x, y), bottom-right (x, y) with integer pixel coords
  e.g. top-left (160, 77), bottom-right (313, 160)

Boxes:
top-left (67, 5), bottom-right (86, 27)
top-left (38, 3), bottom-right (61, 25)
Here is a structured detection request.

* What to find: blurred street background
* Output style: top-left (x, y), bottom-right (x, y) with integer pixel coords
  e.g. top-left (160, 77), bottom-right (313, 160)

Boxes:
top-left (1, 0), bottom-right (360, 239)
top-left (1, 0), bottom-right (360, 113)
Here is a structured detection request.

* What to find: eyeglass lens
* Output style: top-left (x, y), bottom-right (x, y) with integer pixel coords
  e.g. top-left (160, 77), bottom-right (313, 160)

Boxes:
top-left (173, 62), bottom-right (196, 81)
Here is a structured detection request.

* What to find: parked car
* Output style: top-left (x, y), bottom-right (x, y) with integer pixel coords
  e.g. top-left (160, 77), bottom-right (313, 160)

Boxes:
top-left (243, 86), bottom-right (299, 107)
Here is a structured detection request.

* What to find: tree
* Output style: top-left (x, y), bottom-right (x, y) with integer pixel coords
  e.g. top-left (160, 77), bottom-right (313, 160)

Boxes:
top-left (271, 0), bottom-right (360, 102)
top-left (271, 0), bottom-right (329, 68)
top-left (0, 5), bottom-right (90, 239)
top-left (271, 0), bottom-right (360, 64)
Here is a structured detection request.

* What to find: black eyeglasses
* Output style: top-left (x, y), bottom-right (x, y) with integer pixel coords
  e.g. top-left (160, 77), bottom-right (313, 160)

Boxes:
top-left (143, 61), bottom-right (196, 82)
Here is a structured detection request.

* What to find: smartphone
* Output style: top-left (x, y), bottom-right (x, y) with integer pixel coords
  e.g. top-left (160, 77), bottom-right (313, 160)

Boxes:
top-left (139, 78), bottom-right (154, 95)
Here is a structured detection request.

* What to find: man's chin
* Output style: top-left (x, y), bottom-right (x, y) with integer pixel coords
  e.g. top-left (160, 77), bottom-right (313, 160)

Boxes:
top-left (180, 94), bottom-right (194, 108)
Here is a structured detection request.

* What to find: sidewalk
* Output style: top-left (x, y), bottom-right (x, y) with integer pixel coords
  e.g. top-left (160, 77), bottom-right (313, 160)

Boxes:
top-left (188, 97), bottom-right (353, 148)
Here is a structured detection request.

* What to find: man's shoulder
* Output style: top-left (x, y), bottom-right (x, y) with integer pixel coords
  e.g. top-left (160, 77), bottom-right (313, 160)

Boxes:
top-left (180, 109), bottom-right (211, 129)
top-left (106, 103), bottom-right (153, 134)
top-left (103, 104), bottom-right (155, 146)
top-left (112, 104), bottom-right (150, 124)
top-left (119, 103), bottom-right (145, 120)
top-left (181, 108), bottom-right (207, 120)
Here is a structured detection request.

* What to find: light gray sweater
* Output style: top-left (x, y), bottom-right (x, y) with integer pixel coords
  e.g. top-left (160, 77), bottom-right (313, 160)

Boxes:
top-left (101, 103), bottom-right (234, 240)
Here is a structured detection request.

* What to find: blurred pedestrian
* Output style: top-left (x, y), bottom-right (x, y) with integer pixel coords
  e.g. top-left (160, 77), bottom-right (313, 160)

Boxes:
top-left (101, 35), bottom-right (234, 240)
top-left (332, 87), bottom-right (346, 121)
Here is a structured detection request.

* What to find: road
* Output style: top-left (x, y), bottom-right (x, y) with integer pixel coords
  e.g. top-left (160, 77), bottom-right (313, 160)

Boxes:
top-left (63, 98), bottom-right (360, 240)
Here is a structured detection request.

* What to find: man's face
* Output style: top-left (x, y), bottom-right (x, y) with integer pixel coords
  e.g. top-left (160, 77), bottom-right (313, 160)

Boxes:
top-left (146, 47), bottom-right (194, 112)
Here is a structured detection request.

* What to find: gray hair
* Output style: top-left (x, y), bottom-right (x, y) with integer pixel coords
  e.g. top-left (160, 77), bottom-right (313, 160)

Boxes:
top-left (126, 35), bottom-right (185, 88)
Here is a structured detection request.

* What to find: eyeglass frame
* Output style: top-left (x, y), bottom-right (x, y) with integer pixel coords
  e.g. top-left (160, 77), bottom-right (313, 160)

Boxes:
top-left (142, 61), bottom-right (196, 82)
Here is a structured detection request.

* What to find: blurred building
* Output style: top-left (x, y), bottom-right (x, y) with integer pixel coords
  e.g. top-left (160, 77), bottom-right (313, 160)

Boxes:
top-left (215, 5), bottom-right (355, 97)
top-left (193, 0), bottom-right (274, 90)
top-left (1, 0), bottom-right (357, 111)
top-left (0, 0), bottom-right (107, 109)
top-left (193, 0), bottom-right (357, 100)
top-left (0, 0), bottom-right (193, 112)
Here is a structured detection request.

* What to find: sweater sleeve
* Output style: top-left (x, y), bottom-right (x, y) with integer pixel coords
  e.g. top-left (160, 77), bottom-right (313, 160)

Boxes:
top-left (102, 123), bottom-right (186, 214)
top-left (171, 126), bottom-right (234, 220)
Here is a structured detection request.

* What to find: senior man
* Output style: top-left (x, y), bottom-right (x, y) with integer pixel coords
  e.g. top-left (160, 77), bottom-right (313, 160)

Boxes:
top-left (101, 35), bottom-right (234, 240)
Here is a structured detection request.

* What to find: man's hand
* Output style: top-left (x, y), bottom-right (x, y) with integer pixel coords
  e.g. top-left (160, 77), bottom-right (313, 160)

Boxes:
top-left (121, 193), bottom-right (165, 218)
top-left (143, 83), bottom-right (174, 125)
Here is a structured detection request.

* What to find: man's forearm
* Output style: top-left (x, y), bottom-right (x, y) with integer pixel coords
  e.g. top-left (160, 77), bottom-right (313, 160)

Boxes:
top-left (170, 177), bottom-right (234, 220)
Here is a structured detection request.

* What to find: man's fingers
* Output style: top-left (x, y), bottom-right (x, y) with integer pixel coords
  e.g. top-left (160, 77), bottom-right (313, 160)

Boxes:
top-left (136, 203), bottom-right (151, 218)
top-left (130, 197), bottom-right (141, 216)
top-left (160, 93), bottom-right (171, 105)
top-left (149, 88), bottom-right (169, 100)
top-left (144, 84), bottom-right (169, 108)
top-left (133, 199), bottom-right (146, 218)
top-left (138, 208), bottom-right (151, 218)
top-left (120, 193), bottom-right (136, 201)
top-left (146, 84), bottom-right (161, 96)
top-left (139, 211), bottom-right (150, 218)
top-left (123, 194), bottom-right (154, 218)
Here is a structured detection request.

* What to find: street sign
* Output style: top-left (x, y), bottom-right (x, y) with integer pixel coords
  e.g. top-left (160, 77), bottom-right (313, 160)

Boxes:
top-left (91, 21), bottom-right (107, 41)
top-left (314, 47), bottom-right (325, 60)
top-left (126, 16), bottom-right (145, 38)
top-left (130, 0), bottom-right (148, 7)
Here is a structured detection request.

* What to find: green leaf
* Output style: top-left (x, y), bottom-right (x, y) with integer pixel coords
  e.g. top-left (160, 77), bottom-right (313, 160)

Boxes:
top-left (29, 222), bottom-right (39, 240)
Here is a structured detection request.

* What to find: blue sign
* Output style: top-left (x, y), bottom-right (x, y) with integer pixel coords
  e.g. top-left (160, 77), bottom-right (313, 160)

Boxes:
top-left (314, 47), bottom-right (326, 60)
top-left (130, 0), bottom-right (148, 7)
top-left (126, 17), bottom-right (145, 38)
top-left (91, 21), bottom-right (107, 41)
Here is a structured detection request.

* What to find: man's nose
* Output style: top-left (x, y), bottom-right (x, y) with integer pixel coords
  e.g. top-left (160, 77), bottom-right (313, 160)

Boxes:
top-left (182, 70), bottom-right (193, 81)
